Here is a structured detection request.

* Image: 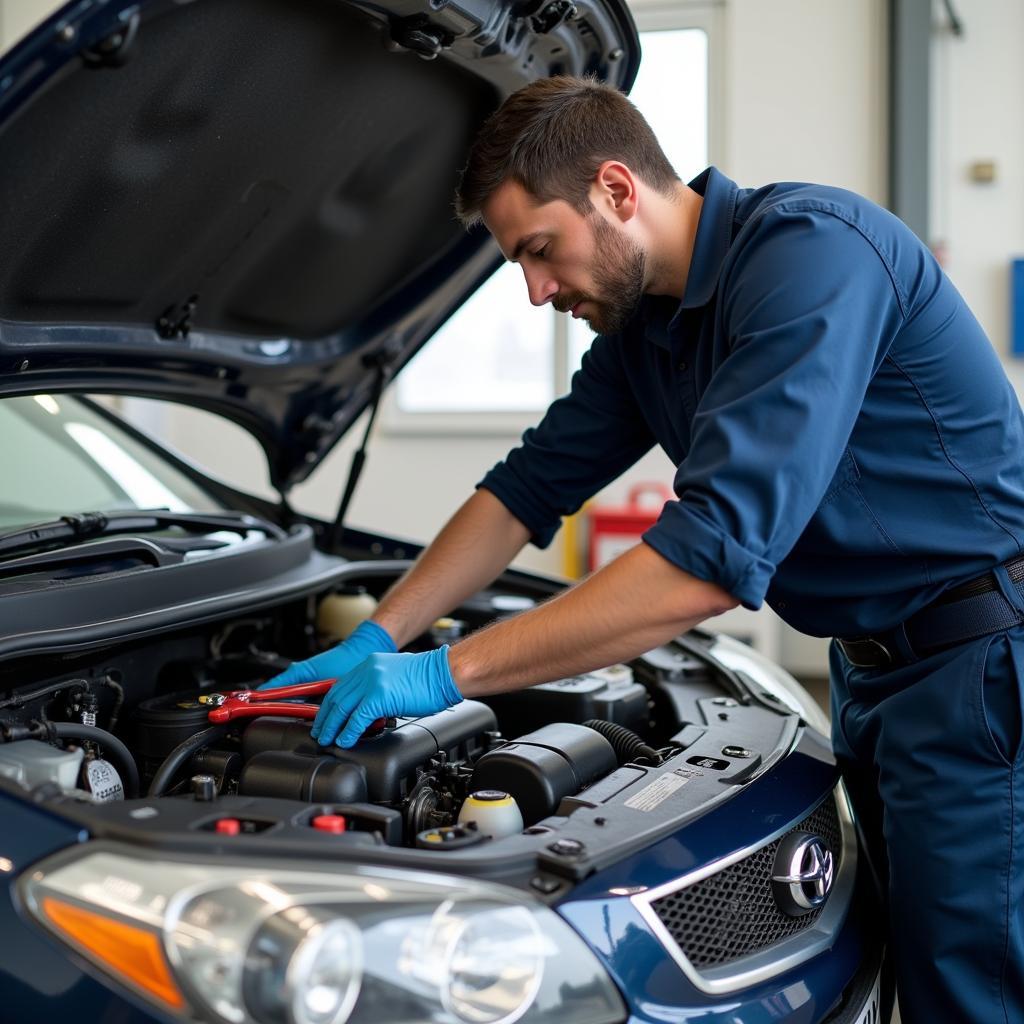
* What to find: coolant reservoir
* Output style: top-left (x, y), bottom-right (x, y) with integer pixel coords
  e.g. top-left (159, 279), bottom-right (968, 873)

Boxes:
top-left (0, 740), bottom-right (84, 789)
top-left (316, 586), bottom-right (378, 642)
top-left (457, 789), bottom-right (524, 839)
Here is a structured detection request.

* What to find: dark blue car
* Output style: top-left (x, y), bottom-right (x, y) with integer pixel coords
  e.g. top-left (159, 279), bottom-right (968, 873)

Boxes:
top-left (0, 1), bottom-right (886, 1021)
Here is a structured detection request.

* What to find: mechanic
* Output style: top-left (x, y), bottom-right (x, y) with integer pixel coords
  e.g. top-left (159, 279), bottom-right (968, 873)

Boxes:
top-left (265, 76), bottom-right (1024, 1022)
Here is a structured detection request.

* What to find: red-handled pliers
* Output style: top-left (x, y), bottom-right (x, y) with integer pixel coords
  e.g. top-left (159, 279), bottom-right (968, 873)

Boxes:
top-left (200, 679), bottom-right (390, 740)
top-left (200, 678), bottom-right (339, 723)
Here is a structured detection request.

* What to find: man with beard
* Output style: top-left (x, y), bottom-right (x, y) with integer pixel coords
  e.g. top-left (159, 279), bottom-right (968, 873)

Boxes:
top-left (265, 77), bottom-right (1024, 1022)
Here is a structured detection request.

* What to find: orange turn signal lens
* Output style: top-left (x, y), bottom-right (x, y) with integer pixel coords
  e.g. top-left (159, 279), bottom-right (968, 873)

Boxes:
top-left (41, 897), bottom-right (185, 1011)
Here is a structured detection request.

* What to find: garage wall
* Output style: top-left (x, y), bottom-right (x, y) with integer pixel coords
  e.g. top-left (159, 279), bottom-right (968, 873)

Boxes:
top-left (931, 1), bottom-right (1024, 393)
top-left (721, 0), bottom-right (888, 203)
top-left (0, 0), bottom-right (42, 46)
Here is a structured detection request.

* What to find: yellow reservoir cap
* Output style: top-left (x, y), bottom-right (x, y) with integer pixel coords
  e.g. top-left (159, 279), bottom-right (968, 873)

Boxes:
top-left (464, 794), bottom-right (515, 809)
top-left (457, 790), bottom-right (524, 839)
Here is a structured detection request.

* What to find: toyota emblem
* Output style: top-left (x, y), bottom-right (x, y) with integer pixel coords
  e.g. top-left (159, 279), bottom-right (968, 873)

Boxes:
top-left (771, 832), bottom-right (834, 917)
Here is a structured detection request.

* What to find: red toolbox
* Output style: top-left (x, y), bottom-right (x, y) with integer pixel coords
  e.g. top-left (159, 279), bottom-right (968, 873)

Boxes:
top-left (587, 483), bottom-right (673, 570)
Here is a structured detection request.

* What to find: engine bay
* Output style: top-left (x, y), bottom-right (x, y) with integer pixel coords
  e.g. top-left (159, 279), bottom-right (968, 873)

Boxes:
top-left (0, 570), bottom-right (809, 875)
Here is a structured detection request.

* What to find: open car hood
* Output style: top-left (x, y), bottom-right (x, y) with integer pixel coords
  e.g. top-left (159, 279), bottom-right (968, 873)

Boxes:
top-left (0, 0), bottom-right (638, 492)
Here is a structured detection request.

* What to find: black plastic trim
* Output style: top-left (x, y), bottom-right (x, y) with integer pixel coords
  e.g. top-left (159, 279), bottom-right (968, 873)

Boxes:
top-left (0, 524), bottom-right (324, 661)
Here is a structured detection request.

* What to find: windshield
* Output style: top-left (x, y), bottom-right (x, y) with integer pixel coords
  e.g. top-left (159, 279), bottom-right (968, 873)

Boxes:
top-left (0, 395), bottom-right (226, 530)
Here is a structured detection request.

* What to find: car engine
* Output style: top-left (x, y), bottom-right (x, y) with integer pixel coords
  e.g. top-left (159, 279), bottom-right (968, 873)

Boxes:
top-left (0, 575), bottom-right (801, 852)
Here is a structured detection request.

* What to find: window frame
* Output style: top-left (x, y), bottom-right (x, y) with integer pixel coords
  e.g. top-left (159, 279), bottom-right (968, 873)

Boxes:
top-left (380, 0), bottom-right (724, 437)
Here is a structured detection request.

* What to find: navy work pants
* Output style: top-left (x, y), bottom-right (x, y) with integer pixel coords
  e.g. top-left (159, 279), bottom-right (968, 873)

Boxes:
top-left (830, 627), bottom-right (1024, 1023)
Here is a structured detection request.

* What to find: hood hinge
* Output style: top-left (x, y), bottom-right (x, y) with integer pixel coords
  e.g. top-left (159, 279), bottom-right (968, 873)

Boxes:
top-left (531, 0), bottom-right (577, 34)
top-left (156, 294), bottom-right (199, 340)
top-left (391, 15), bottom-right (454, 60)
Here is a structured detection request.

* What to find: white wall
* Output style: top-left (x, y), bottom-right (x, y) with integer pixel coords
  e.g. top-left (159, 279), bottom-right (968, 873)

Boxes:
top-left (722, 0), bottom-right (888, 203)
top-left (931, 0), bottom-right (1024, 391)
top-left (0, 0), bottom-right (45, 46)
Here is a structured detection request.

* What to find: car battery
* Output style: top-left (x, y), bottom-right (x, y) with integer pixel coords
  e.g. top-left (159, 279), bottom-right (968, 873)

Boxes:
top-left (482, 665), bottom-right (649, 739)
top-left (587, 483), bottom-right (673, 569)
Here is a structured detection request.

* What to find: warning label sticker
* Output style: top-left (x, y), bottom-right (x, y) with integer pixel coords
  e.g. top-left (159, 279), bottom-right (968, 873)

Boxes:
top-left (623, 773), bottom-right (689, 812)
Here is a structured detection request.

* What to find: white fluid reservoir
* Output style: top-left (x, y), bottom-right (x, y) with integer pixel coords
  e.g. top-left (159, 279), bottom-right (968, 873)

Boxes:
top-left (457, 790), bottom-right (525, 839)
top-left (316, 587), bottom-right (378, 642)
top-left (0, 740), bottom-right (83, 789)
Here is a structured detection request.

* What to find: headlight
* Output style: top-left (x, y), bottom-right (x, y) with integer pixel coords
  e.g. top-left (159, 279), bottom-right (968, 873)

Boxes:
top-left (705, 632), bottom-right (832, 734)
top-left (20, 845), bottom-right (625, 1024)
top-left (405, 902), bottom-right (543, 1024)
top-left (243, 912), bottom-right (362, 1024)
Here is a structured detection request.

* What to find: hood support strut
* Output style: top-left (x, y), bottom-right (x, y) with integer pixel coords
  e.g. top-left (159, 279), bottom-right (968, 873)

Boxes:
top-left (328, 353), bottom-right (389, 553)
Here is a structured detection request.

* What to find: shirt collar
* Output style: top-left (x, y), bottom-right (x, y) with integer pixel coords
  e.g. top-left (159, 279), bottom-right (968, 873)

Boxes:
top-left (638, 166), bottom-right (740, 347)
top-left (680, 165), bottom-right (740, 310)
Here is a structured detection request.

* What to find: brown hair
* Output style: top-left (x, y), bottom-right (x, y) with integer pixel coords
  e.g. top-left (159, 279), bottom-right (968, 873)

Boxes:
top-left (455, 75), bottom-right (679, 226)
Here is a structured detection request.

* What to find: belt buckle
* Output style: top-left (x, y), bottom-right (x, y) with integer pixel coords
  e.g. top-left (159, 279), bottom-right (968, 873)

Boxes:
top-left (838, 637), bottom-right (895, 669)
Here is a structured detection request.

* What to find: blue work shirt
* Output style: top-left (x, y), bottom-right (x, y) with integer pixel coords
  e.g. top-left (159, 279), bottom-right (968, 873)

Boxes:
top-left (478, 167), bottom-right (1024, 637)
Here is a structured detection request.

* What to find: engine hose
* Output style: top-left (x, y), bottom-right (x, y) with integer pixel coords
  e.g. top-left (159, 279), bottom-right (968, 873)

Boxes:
top-left (50, 722), bottom-right (141, 799)
top-left (0, 678), bottom-right (88, 710)
top-left (148, 724), bottom-right (233, 797)
top-left (582, 719), bottom-right (661, 767)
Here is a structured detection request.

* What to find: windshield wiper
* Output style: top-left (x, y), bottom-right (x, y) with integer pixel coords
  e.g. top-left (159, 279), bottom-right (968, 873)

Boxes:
top-left (0, 509), bottom-right (286, 561)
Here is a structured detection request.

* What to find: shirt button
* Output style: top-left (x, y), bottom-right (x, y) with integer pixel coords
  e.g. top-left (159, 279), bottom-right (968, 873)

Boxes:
top-left (677, 360), bottom-right (688, 372)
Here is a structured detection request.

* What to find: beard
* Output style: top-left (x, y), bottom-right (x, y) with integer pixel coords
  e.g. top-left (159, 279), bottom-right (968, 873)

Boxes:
top-left (554, 214), bottom-right (647, 334)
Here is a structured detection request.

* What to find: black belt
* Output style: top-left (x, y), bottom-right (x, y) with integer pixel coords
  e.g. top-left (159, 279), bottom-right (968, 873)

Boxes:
top-left (835, 555), bottom-right (1024, 669)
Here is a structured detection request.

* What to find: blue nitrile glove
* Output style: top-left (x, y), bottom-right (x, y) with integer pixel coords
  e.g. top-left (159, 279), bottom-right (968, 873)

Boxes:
top-left (259, 620), bottom-right (397, 689)
top-left (310, 646), bottom-right (463, 748)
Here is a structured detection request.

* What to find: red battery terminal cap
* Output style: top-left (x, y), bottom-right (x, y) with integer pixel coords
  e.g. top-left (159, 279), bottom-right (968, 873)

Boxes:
top-left (215, 818), bottom-right (241, 836)
top-left (312, 814), bottom-right (347, 834)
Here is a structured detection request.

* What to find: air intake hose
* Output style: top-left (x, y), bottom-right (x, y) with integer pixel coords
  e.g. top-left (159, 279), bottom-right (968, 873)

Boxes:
top-left (148, 723), bottom-right (232, 797)
top-left (582, 720), bottom-right (660, 766)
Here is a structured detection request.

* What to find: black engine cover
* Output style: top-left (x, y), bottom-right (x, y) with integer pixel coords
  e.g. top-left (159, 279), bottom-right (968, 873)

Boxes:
top-left (240, 700), bottom-right (497, 802)
top-left (471, 722), bottom-right (618, 825)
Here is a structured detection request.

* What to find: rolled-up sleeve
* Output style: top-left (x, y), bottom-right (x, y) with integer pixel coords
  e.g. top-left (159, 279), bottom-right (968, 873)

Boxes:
top-left (479, 330), bottom-right (655, 548)
top-left (643, 204), bottom-right (906, 608)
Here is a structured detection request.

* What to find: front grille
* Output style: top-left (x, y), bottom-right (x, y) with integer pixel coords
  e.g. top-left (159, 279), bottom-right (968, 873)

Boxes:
top-left (650, 796), bottom-right (842, 971)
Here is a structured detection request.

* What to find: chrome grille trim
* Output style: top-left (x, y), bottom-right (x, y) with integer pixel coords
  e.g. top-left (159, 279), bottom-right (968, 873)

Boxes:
top-left (630, 782), bottom-right (857, 995)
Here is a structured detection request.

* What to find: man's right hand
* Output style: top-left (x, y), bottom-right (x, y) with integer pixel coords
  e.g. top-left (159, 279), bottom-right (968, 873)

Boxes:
top-left (258, 619), bottom-right (397, 689)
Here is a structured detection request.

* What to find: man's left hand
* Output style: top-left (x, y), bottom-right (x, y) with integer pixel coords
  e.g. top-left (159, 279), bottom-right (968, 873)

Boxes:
top-left (310, 646), bottom-right (463, 748)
